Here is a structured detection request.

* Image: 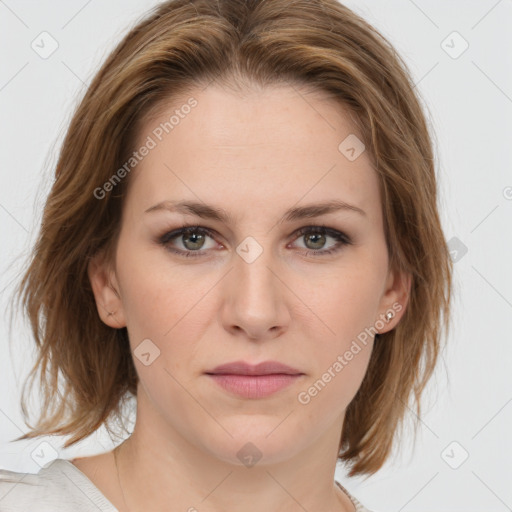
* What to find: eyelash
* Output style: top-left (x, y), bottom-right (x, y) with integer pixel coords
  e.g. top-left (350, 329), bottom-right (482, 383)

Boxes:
top-left (158, 223), bottom-right (352, 259)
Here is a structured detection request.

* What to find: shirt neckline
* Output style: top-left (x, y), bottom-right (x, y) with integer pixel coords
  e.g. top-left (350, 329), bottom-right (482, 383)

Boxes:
top-left (335, 480), bottom-right (366, 511)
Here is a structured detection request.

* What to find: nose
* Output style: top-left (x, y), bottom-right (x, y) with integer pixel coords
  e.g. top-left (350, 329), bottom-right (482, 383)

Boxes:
top-left (220, 244), bottom-right (291, 341)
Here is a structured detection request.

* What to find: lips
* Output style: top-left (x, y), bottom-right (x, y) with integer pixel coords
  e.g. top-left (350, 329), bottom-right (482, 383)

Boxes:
top-left (206, 360), bottom-right (303, 376)
top-left (205, 360), bottom-right (304, 399)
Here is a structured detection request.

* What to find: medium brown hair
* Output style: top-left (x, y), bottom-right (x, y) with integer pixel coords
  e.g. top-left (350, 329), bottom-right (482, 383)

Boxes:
top-left (11, 0), bottom-right (452, 477)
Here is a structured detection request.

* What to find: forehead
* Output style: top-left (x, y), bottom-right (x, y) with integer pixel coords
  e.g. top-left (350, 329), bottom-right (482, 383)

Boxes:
top-left (127, 83), bottom-right (380, 224)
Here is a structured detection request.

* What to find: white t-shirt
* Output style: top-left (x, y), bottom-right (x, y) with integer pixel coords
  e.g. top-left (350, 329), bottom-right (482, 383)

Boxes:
top-left (0, 458), bottom-right (373, 511)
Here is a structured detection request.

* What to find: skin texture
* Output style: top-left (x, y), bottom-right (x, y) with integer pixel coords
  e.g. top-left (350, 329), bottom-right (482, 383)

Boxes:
top-left (81, 83), bottom-right (411, 512)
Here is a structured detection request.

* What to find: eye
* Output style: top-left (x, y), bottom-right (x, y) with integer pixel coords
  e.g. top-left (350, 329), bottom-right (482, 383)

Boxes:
top-left (158, 224), bottom-right (352, 258)
top-left (158, 225), bottom-right (219, 257)
top-left (290, 225), bottom-right (352, 257)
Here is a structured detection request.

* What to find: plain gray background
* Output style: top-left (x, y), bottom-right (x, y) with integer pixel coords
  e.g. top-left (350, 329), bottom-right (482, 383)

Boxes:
top-left (1, 1), bottom-right (511, 511)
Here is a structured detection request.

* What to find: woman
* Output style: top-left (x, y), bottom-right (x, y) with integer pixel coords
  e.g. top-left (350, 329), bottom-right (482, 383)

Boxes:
top-left (0, 0), bottom-right (452, 511)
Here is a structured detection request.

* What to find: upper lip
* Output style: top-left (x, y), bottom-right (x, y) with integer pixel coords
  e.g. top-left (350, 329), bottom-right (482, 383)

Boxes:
top-left (206, 360), bottom-right (303, 376)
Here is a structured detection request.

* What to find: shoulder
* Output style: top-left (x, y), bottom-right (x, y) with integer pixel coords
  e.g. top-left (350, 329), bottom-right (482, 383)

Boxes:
top-left (0, 459), bottom-right (117, 512)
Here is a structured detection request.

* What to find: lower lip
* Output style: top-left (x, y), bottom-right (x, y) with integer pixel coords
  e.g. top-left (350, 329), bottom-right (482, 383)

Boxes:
top-left (207, 373), bottom-right (303, 398)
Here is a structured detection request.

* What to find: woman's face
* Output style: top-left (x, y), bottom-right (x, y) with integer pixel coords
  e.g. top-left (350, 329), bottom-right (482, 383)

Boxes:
top-left (89, 83), bottom-right (409, 466)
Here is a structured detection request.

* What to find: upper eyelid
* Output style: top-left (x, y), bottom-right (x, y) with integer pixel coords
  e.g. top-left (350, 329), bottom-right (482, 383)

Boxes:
top-left (165, 223), bottom-right (342, 236)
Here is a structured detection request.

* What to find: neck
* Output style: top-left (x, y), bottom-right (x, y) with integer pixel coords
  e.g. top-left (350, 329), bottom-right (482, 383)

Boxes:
top-left (111, 395), bottom-right (354, 512)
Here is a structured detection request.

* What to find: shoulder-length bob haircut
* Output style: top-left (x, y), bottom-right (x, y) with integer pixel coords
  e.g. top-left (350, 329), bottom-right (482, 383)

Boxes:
top-left (12, 0), bottom-right (452, 477)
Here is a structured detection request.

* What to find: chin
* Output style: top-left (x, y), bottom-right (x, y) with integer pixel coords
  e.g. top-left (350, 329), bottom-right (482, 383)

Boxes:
top-left (198, 421), bottom-right (306, 468)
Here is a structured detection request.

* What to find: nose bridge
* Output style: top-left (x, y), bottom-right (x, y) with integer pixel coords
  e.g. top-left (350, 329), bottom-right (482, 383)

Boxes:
top-left (221, 236), bottom-right (289, 339)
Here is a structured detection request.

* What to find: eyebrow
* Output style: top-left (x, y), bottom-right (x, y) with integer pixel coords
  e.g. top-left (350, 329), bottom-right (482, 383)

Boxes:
top-left (144, 199), bottom-right (366, 223)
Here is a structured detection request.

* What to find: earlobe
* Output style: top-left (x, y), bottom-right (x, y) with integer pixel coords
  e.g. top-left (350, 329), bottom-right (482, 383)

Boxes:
top-left (87, 251), bottom-right (126, 329)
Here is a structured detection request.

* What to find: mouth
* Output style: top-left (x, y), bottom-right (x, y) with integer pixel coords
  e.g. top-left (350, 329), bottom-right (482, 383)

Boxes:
top-left (205, 360), bottom-right (304, 399)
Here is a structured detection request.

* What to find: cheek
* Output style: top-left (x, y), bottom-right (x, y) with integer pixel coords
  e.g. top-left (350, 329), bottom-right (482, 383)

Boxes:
top-left (115, 243), bottom-right (219, 363)
top-left (297, 258), bottom-right (384, 346)
top-left (291, 259), bottom-right (383, 405)
top-left (294, 287), bottom-right (376, 423)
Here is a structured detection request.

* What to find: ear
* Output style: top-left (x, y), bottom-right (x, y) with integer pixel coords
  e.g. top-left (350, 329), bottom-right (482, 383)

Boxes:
top-left (87, 250), bottom-right (127, 329)
top-left (375, 266), bottom-right (412, 334)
